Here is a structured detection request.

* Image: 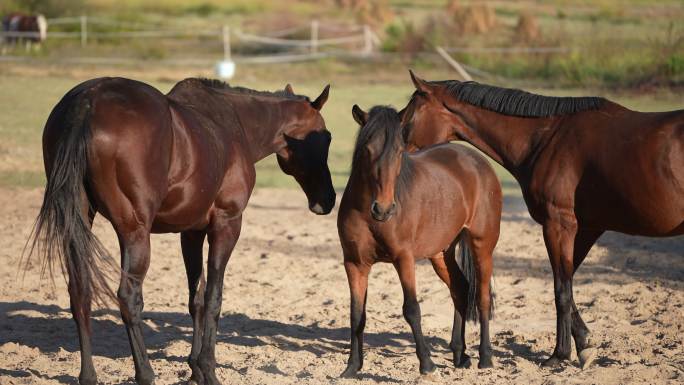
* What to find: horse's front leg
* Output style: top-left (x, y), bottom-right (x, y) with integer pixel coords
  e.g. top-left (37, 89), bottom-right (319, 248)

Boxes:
top-left (541, 204), bottom-right (578, 368)
top-left (116, 227), bottom-right (155, 385)
top-left (181, 230), bottom-right (207, 385)
top-left (197, 215), bottom-right (242, 385)
top-left (340, 260), bottom-right (370, 378)
top-left (570, 229), bottom-right (603, 369)
top-left (394, 255), bottom-right (436, 374)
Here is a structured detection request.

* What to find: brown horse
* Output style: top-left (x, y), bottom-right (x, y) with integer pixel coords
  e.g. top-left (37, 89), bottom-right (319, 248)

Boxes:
top-left (402, 71), bottom-right (684, 369)
top-left (2, 12), bottom-right (47, 46)
top-left (28, 77), bottom-right (335, 385)
top-left (337, 106), bottom-right (501, 377)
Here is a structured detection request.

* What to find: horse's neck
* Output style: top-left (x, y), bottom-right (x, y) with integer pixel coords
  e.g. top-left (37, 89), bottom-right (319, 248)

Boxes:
top-left (229, 96), bottom-right (289, 163)
top-left (448, 101), bottom-right (559, 177)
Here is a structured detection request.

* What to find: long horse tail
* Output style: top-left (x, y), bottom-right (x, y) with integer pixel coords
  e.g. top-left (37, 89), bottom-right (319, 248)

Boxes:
top-left (25, 87), bottom-right (117, 307)
top-left (457, 234), bottom-right (495, 322)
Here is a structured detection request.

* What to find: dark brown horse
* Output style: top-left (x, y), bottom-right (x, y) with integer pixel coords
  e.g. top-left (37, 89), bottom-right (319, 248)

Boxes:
top-left (337, 106), bottom-right (501, 376)
top-left (402, 71), bottom-right (684, 369)
top-left (28, 77), bottom-right (335, 385)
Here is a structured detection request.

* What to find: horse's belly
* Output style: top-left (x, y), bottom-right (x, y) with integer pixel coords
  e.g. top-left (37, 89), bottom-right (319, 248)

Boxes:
top-left (152, 183), bottom-right (218, 232)
top-left (575, 181), bottom-right (684, 236)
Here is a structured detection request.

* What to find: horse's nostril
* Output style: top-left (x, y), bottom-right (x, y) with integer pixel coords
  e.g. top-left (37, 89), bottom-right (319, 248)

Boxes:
top-left (390, 202), bottom-right (397, 211)
top-left (371, 201), bottom-right (380, 215)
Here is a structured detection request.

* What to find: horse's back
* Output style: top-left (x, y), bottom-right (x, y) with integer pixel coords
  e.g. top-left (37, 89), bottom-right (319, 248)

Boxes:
top-left (413, 143), bottom-right (501, 196)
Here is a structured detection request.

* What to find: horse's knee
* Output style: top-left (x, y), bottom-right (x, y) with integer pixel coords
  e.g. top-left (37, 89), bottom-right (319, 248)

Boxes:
top-left (555, 284), bottom-right (573, 311)
top-left (402, 299), bottom-right (421, 324)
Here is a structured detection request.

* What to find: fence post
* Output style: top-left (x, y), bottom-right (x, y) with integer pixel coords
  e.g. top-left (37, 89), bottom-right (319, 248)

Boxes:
top-left (222, 25), bottom-right (232, 61)
top-left (435, 46), bottom-right (473, 81)
top-left (80, 15), bottom-right (87, 47)
top-left (363, 24), bottom-right (372, 56)
top-left (310, 20), bottom-right (319, 54)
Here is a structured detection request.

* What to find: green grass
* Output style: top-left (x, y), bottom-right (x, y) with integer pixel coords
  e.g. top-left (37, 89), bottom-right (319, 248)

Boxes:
top-left (0, 73), bottom-right (682, 197)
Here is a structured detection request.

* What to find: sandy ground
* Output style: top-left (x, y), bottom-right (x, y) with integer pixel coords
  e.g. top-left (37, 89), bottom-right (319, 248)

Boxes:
top-left (0, 187), bottom-right (682, 385)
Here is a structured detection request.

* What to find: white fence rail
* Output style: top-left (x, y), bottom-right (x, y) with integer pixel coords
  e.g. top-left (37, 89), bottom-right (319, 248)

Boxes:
top-left (0, 15), bottom-right (378, 61)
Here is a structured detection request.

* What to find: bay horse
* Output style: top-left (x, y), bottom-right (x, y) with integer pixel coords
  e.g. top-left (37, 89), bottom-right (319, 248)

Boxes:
top-left (27, 77), bottom-right (335, 385)
top-left (2, 12), bottom-right (47, 48)
top-left (402, 71), bottom-right (684, 369)
top-left (337, 105), bottom-right (501, 376)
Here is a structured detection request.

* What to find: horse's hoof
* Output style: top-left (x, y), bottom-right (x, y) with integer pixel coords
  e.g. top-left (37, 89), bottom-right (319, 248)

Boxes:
top-left (478, 357), bottom-right (494, 369)
top-left (340, 366), bottom-right (360, 378)
top-left (455, 354), bottom-right (471, 369)
top-left (419, 360), bottom-right (436, 375)
top-left (78, 375), bottom-right (97, 385)
top-left (578, 347), bottom-right (597, 370)
top-left (419, 369), bottom-right (441, 382)
top-left (541, 355), bottom-right (565, 368)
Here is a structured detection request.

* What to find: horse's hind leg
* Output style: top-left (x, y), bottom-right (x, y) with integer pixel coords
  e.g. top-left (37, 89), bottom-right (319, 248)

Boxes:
top-left (430, 251), bottom-right (471, 368)
top-left (571, 229), bottom-right (603, 368)
top-left (68, 202), bottom-right (97, 385)
top-left (394, 255), bottom-right (436, 374)
top-left (467, 233), bottom-right (495, 369)
top-left (181, 230), bottom-right (207, 385)
top-left (116, 226), bottom-right (155, 385)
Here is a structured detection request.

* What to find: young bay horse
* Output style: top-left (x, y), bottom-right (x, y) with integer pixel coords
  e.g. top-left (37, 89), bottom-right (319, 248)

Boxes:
top-left (337, 106), bottom-right (501, 376)
top-left (28, 77), bottom-right (335, 385)
top-left (402, 71), bottom-right (684, 369)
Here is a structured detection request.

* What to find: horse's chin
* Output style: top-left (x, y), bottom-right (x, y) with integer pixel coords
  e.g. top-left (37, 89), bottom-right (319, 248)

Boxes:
top-left (309, 200), bottom-right (334, 215)
top-left (371, 212), bottom-right (394, 222)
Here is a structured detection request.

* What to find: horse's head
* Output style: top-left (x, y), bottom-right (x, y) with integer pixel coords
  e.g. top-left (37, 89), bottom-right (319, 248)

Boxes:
top-left (276, 84), bottom-right (336, 215)
top-left (402, 70), bottom-right (467, 150)
top-left (351, 105), bottom-right (407, 222)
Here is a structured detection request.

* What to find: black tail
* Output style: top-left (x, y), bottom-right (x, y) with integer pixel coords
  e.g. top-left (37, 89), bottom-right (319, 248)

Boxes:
top-left (457, 235), bottom-right (495, 322)
top-left (25, 89), bottom-right (117, 306)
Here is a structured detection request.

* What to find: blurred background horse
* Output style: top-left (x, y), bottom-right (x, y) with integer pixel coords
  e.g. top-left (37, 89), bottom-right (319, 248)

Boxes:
top-left (1, 12), bottom-right (47, 52)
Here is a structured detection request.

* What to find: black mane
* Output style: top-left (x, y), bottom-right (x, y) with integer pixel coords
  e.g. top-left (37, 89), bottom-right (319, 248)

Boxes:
top-left (351, 106), bottom-right (414, 196)
top-left (193, 78), bottom-right (309, 101)
top-left (437, 80), bottom-right (605, 117)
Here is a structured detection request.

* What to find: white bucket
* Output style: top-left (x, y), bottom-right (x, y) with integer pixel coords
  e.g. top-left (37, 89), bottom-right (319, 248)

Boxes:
top-left (215, 60), bottom-right (236, 79)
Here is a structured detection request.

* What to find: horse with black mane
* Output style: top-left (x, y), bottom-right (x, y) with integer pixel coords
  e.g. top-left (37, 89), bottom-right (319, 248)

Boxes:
top-left (402, 71), bottom-right (684, 369)
top-left (337, 105), bottom-right (501, 376)
top-left (2, 12), bottom-right (47, 48)
top-left (28, 77), bottom-right (335, 385)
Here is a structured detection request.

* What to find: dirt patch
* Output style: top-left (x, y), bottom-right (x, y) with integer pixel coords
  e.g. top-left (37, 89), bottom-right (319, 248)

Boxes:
top-left (0, 188), bottom-right (682, 384)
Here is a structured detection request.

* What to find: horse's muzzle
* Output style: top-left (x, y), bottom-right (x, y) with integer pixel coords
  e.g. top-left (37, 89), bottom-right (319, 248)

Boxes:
top-left (370, 201), bottom-right (397, 222)
top-left (309, 192), bottom-right (336, 215)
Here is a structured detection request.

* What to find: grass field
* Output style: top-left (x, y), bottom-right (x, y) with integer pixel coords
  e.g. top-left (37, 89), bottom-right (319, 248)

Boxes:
top-left (0, 70), bottom-right (682, 195)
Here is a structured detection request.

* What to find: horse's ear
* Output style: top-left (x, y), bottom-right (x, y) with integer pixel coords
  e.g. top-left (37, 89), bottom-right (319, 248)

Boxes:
top-left (351, 104), bottom-right (368, 126)
top-left (311, 84), bottom-right (330, 110)
top-left (284, 84), bottom-right (294, 95)
top-left (409, 69), bottom-right (431, 94)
